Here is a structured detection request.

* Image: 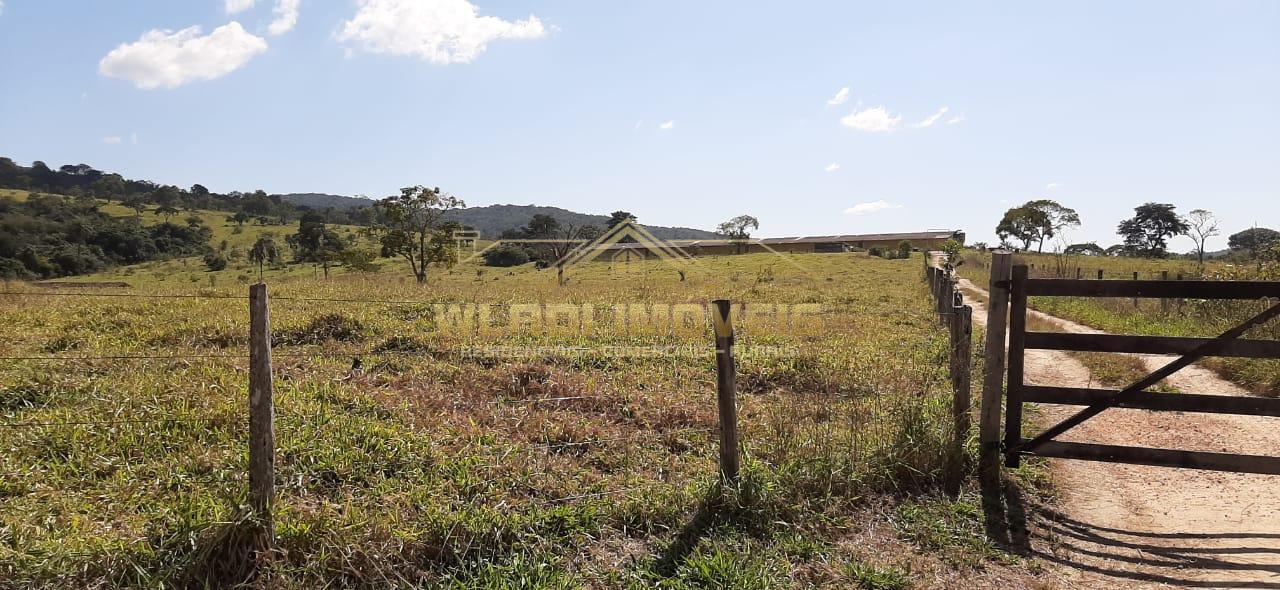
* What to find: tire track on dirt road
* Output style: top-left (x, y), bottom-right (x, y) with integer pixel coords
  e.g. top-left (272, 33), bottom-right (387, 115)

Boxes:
top-left (955, 277), bottom-right (1280, 589)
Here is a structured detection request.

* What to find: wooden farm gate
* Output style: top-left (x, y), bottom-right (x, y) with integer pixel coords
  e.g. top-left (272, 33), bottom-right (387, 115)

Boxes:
top-left (998, 264), bottom-right (1280, 474)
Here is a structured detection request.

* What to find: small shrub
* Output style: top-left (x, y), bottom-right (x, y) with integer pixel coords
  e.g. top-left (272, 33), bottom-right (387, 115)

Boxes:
top-left (484, 244), bottom-right (530, 267)
top-left (204, 252), bottom-right (228, 271)
top-left (279, 313), bottom-right (367, 345)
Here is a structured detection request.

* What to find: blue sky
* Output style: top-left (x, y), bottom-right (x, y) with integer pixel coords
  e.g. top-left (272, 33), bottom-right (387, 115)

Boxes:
top-left (1, 1), bottom-right (1276, 249)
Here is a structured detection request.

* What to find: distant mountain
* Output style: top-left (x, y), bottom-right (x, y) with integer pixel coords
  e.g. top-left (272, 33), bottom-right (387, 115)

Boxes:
top-left (442, 204), bottom-right (720, 240)
top-left (277, 193), bottom-right (375, 210)
top-left (276, 196), bottom-right (719, 240)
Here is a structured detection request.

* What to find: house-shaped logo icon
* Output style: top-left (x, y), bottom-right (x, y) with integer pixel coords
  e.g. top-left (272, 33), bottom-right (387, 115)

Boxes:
top-left (552, 218), bottom-right (696, 279)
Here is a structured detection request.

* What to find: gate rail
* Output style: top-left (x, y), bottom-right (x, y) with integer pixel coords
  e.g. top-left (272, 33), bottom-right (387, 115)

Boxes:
top-left (998, 262), bottom-right (1280, 475)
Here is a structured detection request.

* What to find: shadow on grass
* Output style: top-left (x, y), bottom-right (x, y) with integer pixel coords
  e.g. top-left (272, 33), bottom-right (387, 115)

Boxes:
top-left (652, 481), bottom-right (733, 577)
top-left (979, 467), bottom-right (1031, 555)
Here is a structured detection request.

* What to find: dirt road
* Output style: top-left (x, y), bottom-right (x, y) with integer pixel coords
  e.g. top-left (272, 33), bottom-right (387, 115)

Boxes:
top-left (956, 277), bottom-right (1280, 589)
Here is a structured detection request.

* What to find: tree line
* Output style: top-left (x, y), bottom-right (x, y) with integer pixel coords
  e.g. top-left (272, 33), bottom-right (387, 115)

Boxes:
top-left (993, 200), bottom-right (1277, 262)
top-left (0, 193), bottom-right (212, 279)
top-left (0, 158), bottom-right (375, 227)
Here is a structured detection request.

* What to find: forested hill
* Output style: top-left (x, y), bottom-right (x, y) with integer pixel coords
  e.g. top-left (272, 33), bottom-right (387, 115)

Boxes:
top-left (3, 160), bottom-right (720, 241)
top-left (278, 193), bottom-right (374, 210)
top-left (277, 194), bottom-right (719, 240)
top-left (443, 204), bottom-right (720, 240)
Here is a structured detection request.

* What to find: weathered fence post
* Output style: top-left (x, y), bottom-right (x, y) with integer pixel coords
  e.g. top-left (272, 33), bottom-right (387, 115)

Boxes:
top-left (979, 252), bottom-right (1013, 495)
top-left (938, 270), bottom-right (952, 326)
top-left (1003, 265), bottom-right (1029, 467)
top-left (1098, 269), bottom-right (1104, 280)
top-left (248, 283), bottom-right (275, 544)
top-left (712, 300), bottom-right (740, 483)
top-left (946, 291), bottom-right (973, 497)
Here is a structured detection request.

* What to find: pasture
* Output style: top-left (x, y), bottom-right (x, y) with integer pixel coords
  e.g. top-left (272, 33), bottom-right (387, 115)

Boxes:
top-left (0, 252), bottom-right (1040, 588)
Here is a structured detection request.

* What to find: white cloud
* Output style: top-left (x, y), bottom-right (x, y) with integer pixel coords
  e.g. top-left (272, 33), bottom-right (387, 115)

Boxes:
top-left (99, 22), bottom-right (268, 89)
top-left (840, 106), bottom-right (900, 133)
top-left (826, 86), bottom-right (849, 106)
top-left (225, 0), bottom-right (256, 14)
top-left (913, 106), bottom-right (949, 128)
top-left (130, 133), bottom-right (139, 145)
top-left (659, 120), bottom-right (674, 130)
top-left (268, 0), bottom-right (300, 35)
top-left (101, 136), bottom-right (123, 145)
top-left (634, 120), bottom-right (643, 130)
top-left (337, 0), bottom-right (547, 65)
top-left (844, 200), bottom-right (900, 215)
top-left (824, 163), bottom-right (840, 172)
top-left (945, 114), bottom-right (965, 125)
top-left (0, 1), bottom-right (6, 16)
top-left (1045, 182), bottom-right (1062, 191)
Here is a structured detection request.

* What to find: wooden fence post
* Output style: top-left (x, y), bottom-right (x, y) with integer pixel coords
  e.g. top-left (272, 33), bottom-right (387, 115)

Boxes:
top-left (938, 270), bottom-right (952, 325)
top-left (1003, 265), bottom-right (1029, 467)
top-left (248, 283), bottom-right (275, 544)
top-left (1098, 269), bottom-right (1104, 280)
top-left (946, 291), bottom-right (973, 497)
top-left (979, 252), bottom-right (1013, 494)
top-left (712, 300), bottom-right (740, 483)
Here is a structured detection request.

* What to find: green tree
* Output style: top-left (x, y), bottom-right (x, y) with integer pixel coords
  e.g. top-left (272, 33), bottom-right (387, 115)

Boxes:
top-left (516, 214), bottom-right (599, 264)
top-left (1065, 242), bottom-right (1106, 256)
top-left (155, 204), bottom-right (180, 220)
top-left (1117, 203), bottom-right (1189, 258)
top-left (249, 235), bottom-right (281, 281)
top-left (483, 243), bottom-right (531, 267)
top-left (374, 185), bottom-right (466, 283)
top-left (123, 196), bottom-right (148, 218)
top-left (996, 199), bottom-right (1080, 252)
top-left (287, 212), bottom-right (346, 278)
top-left (606, 211), bottom-right (635, 229)
top-left (203, 252), bottom-right (228, 271)
top-left (716, 214), bottom-right (759, 254)
top-left (1227, 227), bottom-right (1280, 258)
top-left (232, 211), bottom-right (251, 226)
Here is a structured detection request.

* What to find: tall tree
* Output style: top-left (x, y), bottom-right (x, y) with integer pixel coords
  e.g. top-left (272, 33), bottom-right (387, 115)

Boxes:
top-left (1117, 203), bottom-right (1189, 258)
top-left (606, 211), bottom-right (635, 229)
top-left (375, 185), bottom-right (465, 283)
top-left (995, 199), bottom-right (1080, 252)
top-left (288, 212), bottom-right (346, 278)
top-left (155, 205), bottom-right (180, 220)
top-left (1183, 209), bottom-right (1220, 265)
top-left (123, 196), bottom-right (148, 218)
top-left (716, 214), bottom-right (760, 254)
top-left (1227, 227), bottom-right (1280, 258)
top-left (516, 214), bottom-right (599, 264)
top-left (249, 235), bottom-right (281, 281)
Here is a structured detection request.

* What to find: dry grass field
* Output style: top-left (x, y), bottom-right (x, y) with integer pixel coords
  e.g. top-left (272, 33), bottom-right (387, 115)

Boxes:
top-left (0, 251), bottom-right (1048, 588)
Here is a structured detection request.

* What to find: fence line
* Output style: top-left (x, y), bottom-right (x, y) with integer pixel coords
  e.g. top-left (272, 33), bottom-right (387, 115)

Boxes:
top-left (0, 282), bottom-right (748, 548)
top-left (923, 253), bottom-right (975, 498)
